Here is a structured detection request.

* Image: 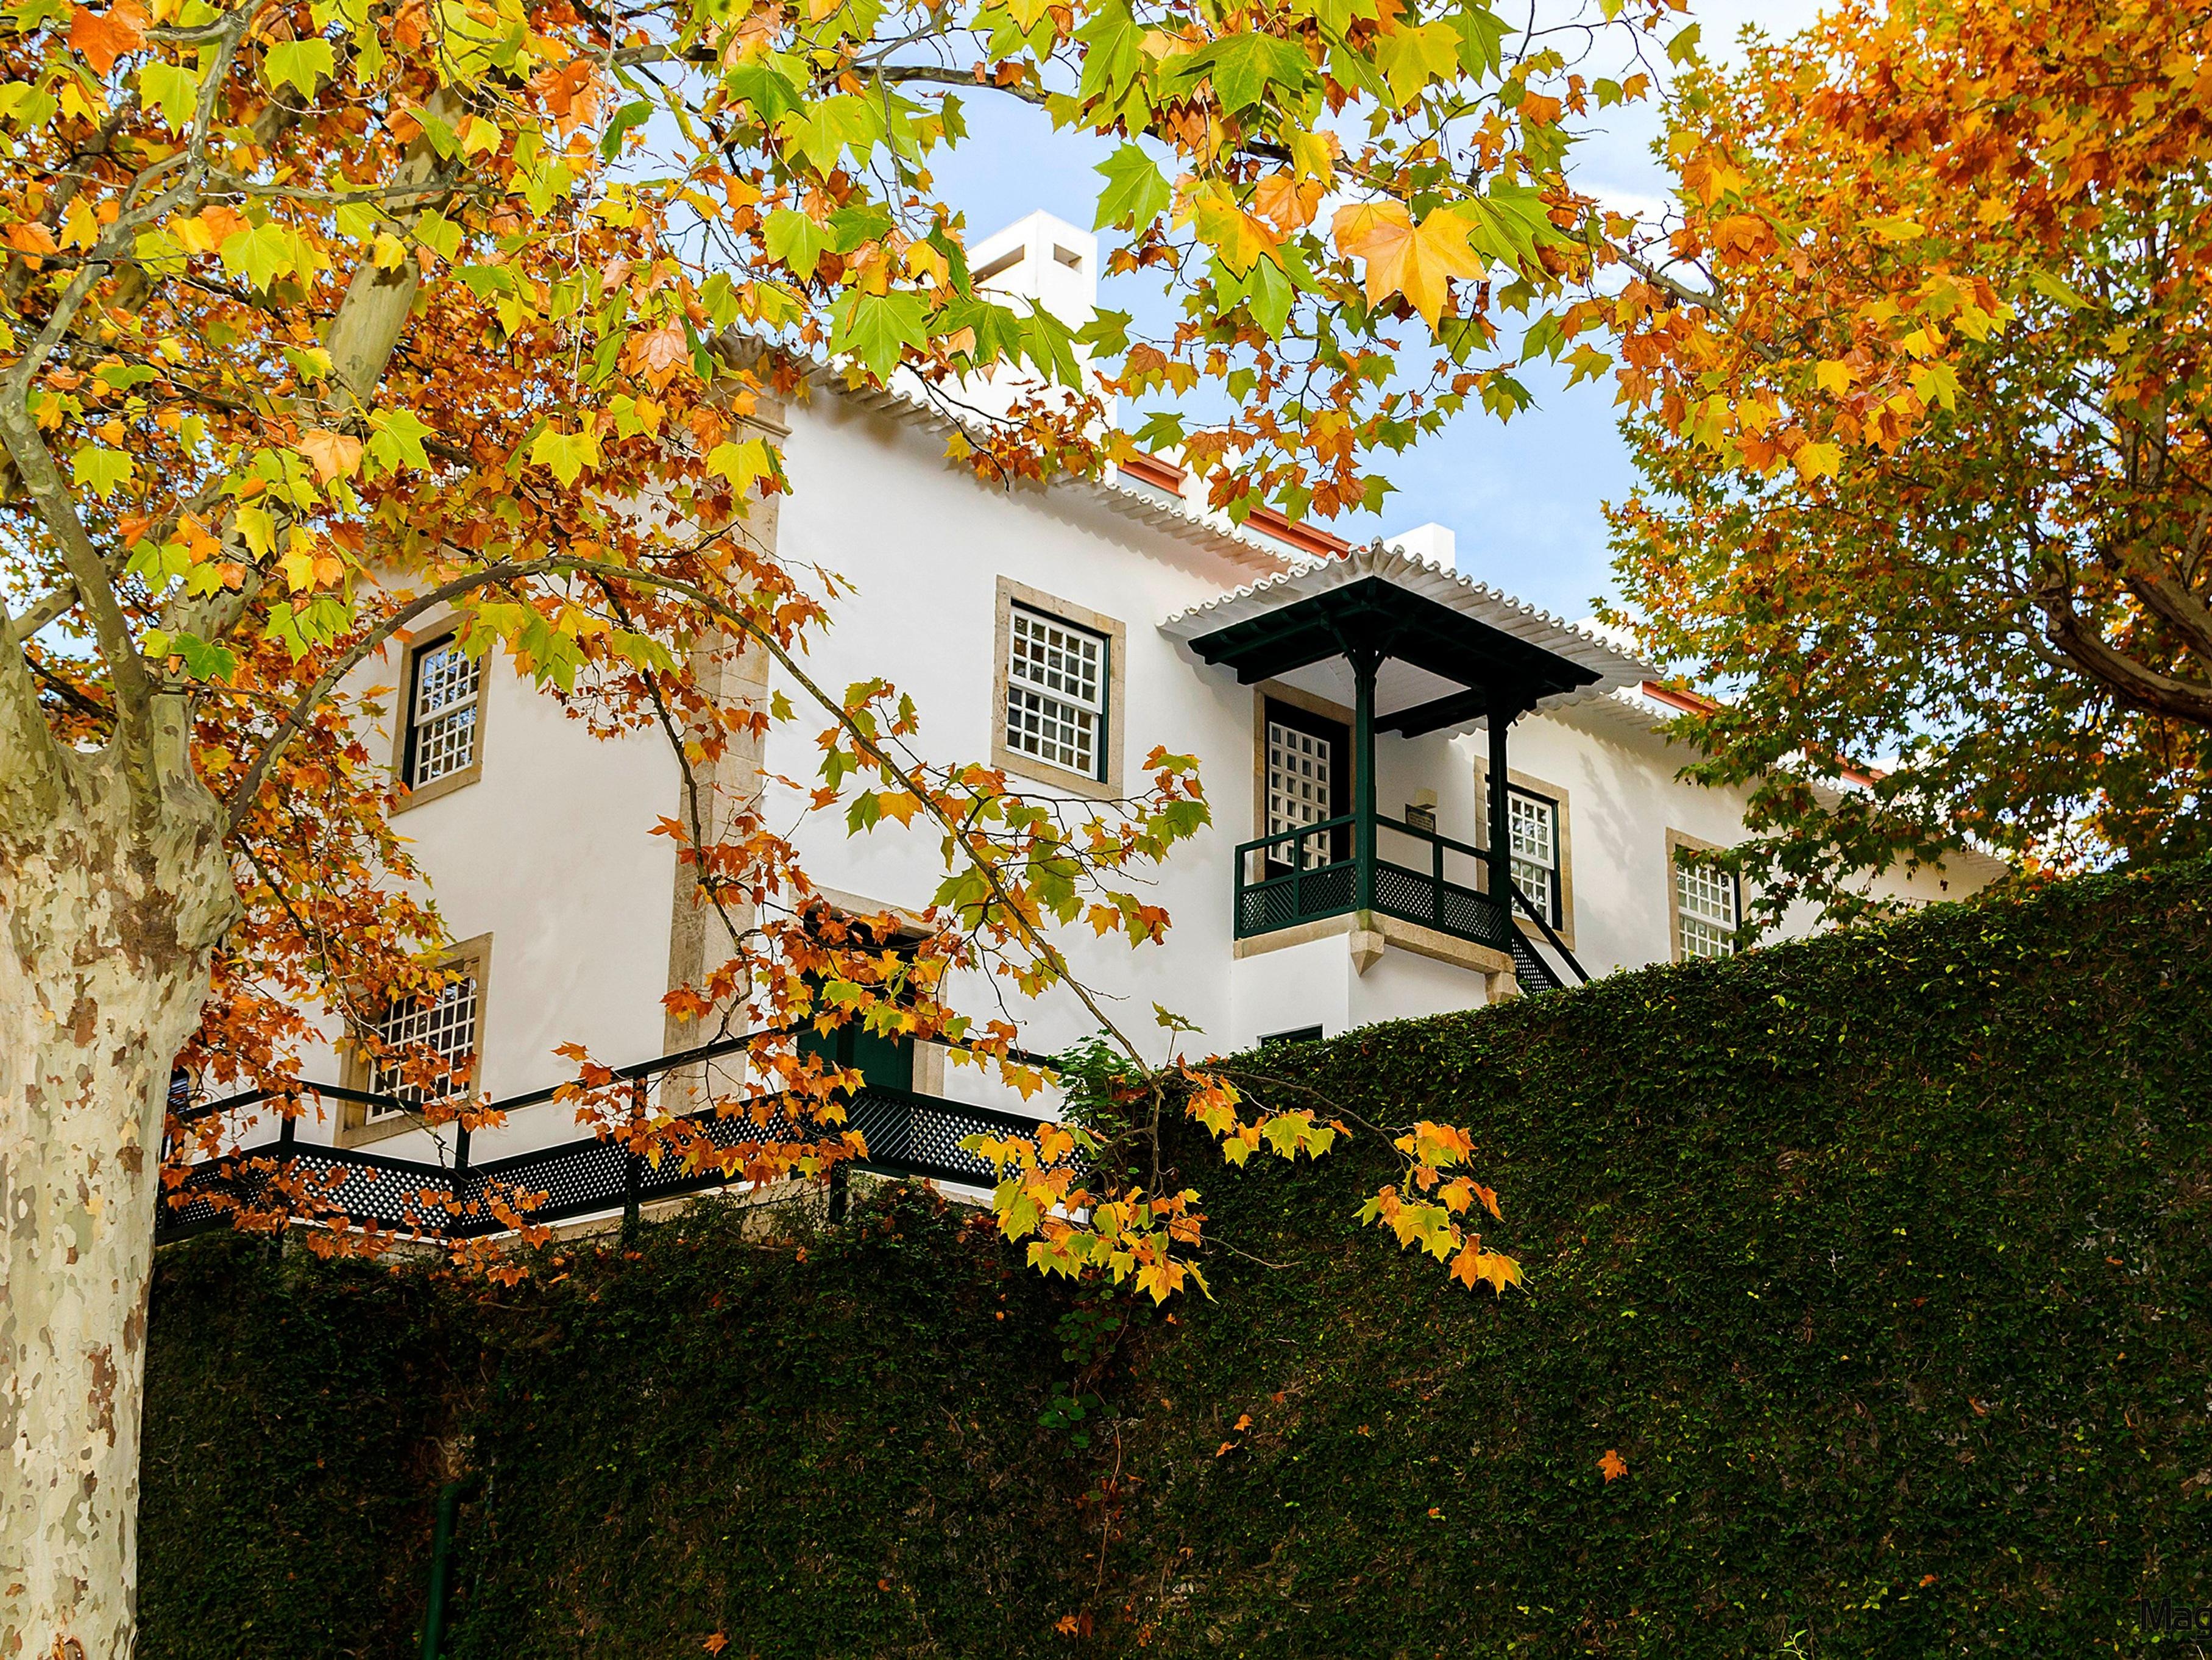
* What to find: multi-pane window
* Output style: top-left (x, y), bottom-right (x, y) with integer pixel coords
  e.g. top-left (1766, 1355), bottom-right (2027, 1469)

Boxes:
top-left (1266, 721), bottom-right (1335, 868)
top-left (1004, 605), bottom-right (1107, 779)
top-left (1506, 788), bottom-right (1561, 926)
top-left (1676, 858), bottom-right (1740, 960)
top-left (366, 971), bottom-right (480, 1115)
top-left (404, 636), bottom-right (481, 789)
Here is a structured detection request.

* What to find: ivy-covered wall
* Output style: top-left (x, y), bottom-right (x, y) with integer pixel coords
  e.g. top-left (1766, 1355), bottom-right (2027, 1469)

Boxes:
top-left (140, 862), bottom-right (2212, 1658)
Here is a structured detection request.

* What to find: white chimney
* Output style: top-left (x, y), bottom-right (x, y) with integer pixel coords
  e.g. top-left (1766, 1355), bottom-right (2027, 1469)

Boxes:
top-left (1387, 522), bottom-right (1457, 572)
top-left (948, 211), bottom-right (1115, 428)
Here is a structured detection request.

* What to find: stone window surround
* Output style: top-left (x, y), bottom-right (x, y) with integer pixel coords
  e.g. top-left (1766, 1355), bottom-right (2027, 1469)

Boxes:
top-left (1665, 827), bottom-right (1742, 964)
top-left (337, 932), bottom-right (494, 1149)
top-left (389, 611), bottom-right (485, 815)
top-left (1475, 759), bottom-right (1578, 954)
top-left (991, 576), bottom-right (1127, 800)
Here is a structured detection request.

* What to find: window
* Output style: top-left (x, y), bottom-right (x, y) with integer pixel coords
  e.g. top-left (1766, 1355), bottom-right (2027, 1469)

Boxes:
top-left (1676, 857), bottom-right (1740, 960)
top-left (1266, 722), bottom-right (1334, 867)
top-left (397, 632), bottom-right (483, 801)
top-left (365, 968), bottom-right (481, 1115)
top-left (1479, 767), bottom-right (1574, 945)
top-left (341, 935), bottom-right (491, 1143)
top-left (1004, 604), bottom-right (1107, 781)
top-left (1260, 697), bottom-right (1350, 868)
top-left (1260, 1024), bottom-right (1324, 1047)
top-left (1507, 787), bottom-right (1561, 926)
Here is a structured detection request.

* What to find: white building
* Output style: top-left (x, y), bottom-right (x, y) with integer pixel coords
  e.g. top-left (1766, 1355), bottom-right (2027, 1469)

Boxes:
top-left (174, 215), bottom-right (2001, 1229)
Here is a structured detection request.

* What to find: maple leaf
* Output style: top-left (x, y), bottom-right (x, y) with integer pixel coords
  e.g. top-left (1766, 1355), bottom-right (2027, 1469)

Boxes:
top-left (703, 1633), bottom-right (729, 1655)
top-left (1331, 203), bottom-right (1483, 326)
top-left (1599, 1449), bottom-right (1628, 1483)
top-left (68, 0), bottom-right (147, 74)
top-left (296, 430), bottom-right (363, 484)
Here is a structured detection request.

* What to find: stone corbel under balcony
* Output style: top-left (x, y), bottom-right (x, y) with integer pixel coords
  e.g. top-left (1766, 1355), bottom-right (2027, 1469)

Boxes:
top-left (1232, 907), bottom-right (1518, 999)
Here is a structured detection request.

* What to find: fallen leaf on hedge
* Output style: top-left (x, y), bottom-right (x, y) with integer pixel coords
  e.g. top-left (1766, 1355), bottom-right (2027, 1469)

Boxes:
top-left (1233, 1413), bottom-right (1252, 1431)
top-left (703, 1634), bottom-right (729, 1655)
top-left (1598, 1449), bottom-right (1628, 1483)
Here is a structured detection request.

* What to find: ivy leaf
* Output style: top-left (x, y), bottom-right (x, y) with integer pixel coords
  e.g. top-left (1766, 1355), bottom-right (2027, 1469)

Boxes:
top-left (263, 38), bottom-right (335, 98)
top-left (1094, 144), bottom-right (1171, 231)
top-left (829, 289), bottom-right (926, 378)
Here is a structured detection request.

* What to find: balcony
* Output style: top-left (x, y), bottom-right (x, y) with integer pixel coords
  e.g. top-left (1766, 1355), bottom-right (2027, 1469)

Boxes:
top-left (1235, 809), bottom-right (1584, 991)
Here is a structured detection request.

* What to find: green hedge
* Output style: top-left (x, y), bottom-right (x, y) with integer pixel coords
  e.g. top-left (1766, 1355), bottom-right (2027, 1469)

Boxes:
top-left (140, 862), bottom-right (2212, 1658)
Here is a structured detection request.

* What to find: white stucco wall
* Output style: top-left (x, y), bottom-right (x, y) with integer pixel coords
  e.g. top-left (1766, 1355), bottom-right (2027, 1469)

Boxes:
top-left (224, 373), bottom-right (2002, 1172)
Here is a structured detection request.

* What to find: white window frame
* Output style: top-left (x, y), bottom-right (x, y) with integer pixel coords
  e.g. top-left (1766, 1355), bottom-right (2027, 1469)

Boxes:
top-left (1002, 602), bottom-right (1109, 782)
top-left (1506, 787), bottom-right (1562, 927)
top-left (1478, 764), bottom-right (1575, 948)
top-left (342, 935), bottom-right (491, 1145)
top-left (1265, 718), bottom-right (1336, 869)
top-left (392, 628), bottom-right (486, 810)
top-left (1673, 845), bottom-right (1741, 961)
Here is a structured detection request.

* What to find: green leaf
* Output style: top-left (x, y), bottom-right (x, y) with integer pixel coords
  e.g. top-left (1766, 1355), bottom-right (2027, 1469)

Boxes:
top-left (366, 408), bottom-right (434, 474)
top-left (1460, 183), bottom-right (1558, 267)
top-left (778, 95), bottom-right (882, 173)
top-left (414, 209), bottom-right (464, 264)
top-left (172, 631), bottom-right (238, 682)
top-left (598, 98), bottom-right (651, 160)
top-left (1665, 21), bottom-right (1701, 65)
top-left (528, 425), bottom-right (601, 487)
top-left (723, 60), bottom-right (803, 127)
top-left (218, 220), bottom-right (297, 291)
top-left (1449, 4), bottom-right (1508, 78)
top-left (764, 208), bottom-right (829, 280)
top-left (138, 59), bottom-right (202, 130)
top-left (263, 37), bottom-right (336, 98)
top-left (829, 289), bottom-right (926, 378)
top-left (72, 445), bottom-right (133, 500)
top-left (1203, 32), bottom-right (1311, 113)
top-left (1094, 143), bottom-right (1171, 231)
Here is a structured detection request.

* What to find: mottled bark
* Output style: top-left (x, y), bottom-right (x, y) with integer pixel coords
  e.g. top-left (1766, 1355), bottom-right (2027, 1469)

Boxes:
top-left (1, 761), bottom-right (234, 1660)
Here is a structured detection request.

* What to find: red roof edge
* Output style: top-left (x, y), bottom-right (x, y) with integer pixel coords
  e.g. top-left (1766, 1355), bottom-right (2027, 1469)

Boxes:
top-left (1117, 452), bottom-right (1185, 492)
top-left (1239, 503), bottom-right (1355, 561)
top-left (1640, 680), bottom-right (1884, 785)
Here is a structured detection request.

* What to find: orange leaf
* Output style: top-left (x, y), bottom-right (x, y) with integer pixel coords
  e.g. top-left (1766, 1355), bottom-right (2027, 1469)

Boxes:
top-left (1598, 1448), bottom-right (1627, 1483)
top-left (68, 0), bottom-right (147, 74)
top-left (703, 1633), bottom-right (729, 1655)
top-left (1232, 1412), bottom-right (1252, 1431)
top-left (5, 222), bottom-right (60, 257)
top-left (297, 429), bottom-right (364, 484)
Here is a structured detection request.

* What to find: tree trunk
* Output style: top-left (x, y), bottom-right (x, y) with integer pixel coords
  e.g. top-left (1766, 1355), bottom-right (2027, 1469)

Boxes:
top-left (1, 773), bottom-right (234, 1660)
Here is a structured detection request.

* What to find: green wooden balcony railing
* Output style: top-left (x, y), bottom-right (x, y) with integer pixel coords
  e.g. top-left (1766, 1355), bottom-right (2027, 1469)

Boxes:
top-left (1233, 810), bottom-right (1587, 990)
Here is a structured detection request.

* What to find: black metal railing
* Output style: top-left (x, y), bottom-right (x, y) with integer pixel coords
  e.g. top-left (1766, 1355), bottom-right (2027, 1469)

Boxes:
top-left (1233, 810), bottom-right (1589, 990)
top-left (157, 1032), bottom-right (1065, 1247)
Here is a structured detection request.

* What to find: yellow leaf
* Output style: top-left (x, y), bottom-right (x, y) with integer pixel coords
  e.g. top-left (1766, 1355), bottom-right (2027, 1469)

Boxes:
top-left (1814, 360), bottom-right (1854, 397)
top-left (1793, 441), bottom-right (1842, 481)
top-left (372, 232), bottom-right (407, 269)
top-left (1331, 202), bottom-right (1482, 327)
top-left (60, 196), bottom-right (99, 251)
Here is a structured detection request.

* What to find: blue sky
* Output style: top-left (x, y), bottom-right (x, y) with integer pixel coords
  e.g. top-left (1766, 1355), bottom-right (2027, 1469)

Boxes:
top-left (922, 0), bottom-right (1818, 620)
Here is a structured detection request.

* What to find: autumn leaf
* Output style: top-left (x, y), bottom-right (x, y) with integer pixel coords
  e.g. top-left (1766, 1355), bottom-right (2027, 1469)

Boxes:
top-left (1331, 203), bottom-right (1483, 326)
top-left (702, 1633), bottom-right (729, 1655)
top-left (1598, 1448), bottom-right (1628, 1483)
top-left (297, 430), bottom-right (363, 484)
top-left (68, 0), bottom-right (146, 74)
